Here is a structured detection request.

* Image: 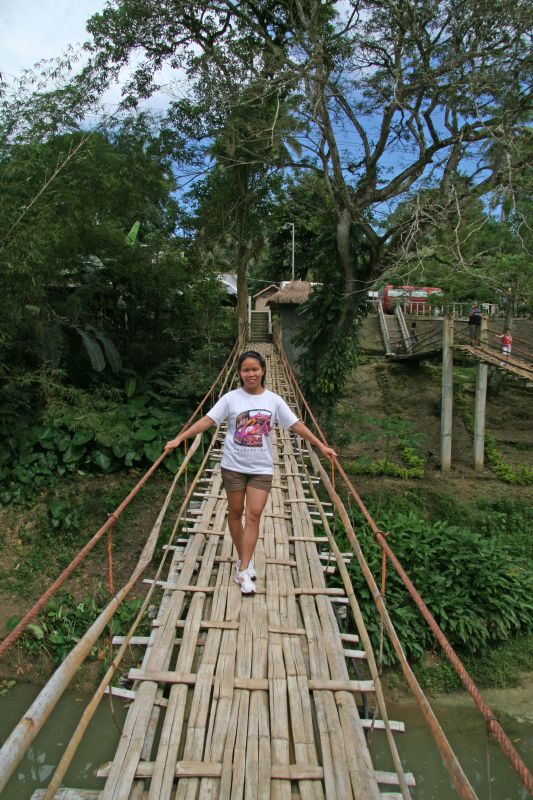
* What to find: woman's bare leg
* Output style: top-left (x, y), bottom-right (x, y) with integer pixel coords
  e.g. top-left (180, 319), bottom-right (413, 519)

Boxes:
top-left (226, 488), bottom-right (246, 560)
top-left (240, 485), bottom-right (269, 571)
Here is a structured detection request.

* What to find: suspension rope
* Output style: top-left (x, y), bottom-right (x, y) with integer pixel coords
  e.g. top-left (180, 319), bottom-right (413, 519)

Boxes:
top-left (273, 332), bottom-right (533, 798)
top-left (0, 332), bottom-right (243, 659)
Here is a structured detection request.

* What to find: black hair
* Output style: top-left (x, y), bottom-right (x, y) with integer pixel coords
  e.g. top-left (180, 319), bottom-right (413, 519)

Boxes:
top-left (238, 350), bottom-right (266, 386)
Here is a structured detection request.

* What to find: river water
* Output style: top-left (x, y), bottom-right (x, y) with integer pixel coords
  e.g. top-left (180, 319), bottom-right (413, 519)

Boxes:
top-left (1, 683), bottom-right (532, 799)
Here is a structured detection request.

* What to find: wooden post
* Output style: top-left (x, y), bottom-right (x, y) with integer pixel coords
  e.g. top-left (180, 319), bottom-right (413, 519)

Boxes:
top-left (474, 317), bottom-right (488, 471)
top-left (440, 315), bottom-right (454, 471)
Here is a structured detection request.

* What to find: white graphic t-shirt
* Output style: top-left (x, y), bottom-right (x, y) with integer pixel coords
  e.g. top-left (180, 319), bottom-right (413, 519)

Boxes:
top-left (207, 388), bottom-right (299, 475)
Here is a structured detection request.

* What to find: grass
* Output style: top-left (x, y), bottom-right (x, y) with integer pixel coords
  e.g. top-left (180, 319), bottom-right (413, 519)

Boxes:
top-left (0, 470), bottom-right (182, 601)
top-left (416, 635), bottom-right (533, 694)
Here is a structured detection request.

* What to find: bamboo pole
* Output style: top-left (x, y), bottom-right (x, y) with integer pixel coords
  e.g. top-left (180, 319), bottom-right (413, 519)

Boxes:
top-left (0, 436), bottom-right (203, 795)
top-left (302, 456), bottom-right (412, 800)
top-left (308, 450), bottom-right (478, 800)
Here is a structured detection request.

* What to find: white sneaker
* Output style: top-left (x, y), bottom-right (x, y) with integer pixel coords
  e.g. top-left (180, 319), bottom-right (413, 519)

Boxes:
top-left (234, 559), bottom-right (256, 581)
top-left (236, 569), bottom-right (256, 594)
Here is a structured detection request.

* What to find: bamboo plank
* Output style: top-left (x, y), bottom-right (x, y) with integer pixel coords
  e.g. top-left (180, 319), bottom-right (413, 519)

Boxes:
top-left (343, 648), bottom-right (367, 660)
top-left (288, 536), bottom-right (329, 543)
top-left (315, 597), bottom-right (381, 799)
top-left (143, 581), bottom-right (215, 593)
top-left (97, 761), bottom-right (328, 781)
top-left (175, 579), bottom-right (230, 800)
top-left (361, 719), bottom-right (405, 732)
top-left (285, 459), bottom-right (348, 798)
top-left (200, 545), bottom-right (240, 799)
top-left (230, 598), bottom-right (253, 800)
top-left (149, 499), bottom-right (227, 800)
top-left (340, 633), bottom-right (359, 643)
top-left (376, 771), bottom-right (416, 786)
top-left (268, 625), bottom-right (306, 636)
top-left (265, 496), bottom-right (292, 800)
top-left (101, 522), bottom-right (210, 800)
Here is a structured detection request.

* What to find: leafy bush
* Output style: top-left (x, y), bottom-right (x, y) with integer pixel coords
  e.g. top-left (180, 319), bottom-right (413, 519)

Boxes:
top-left (6, 592), bottom-right (145, 665)
top-left (335, 506), bottom-right (533, 665)
top-left (484, 432), bottom-right (533, 484)
top-left (0, 377), bottom-right (196, 505)
top-left (343, 416), bottom-right (426, 479)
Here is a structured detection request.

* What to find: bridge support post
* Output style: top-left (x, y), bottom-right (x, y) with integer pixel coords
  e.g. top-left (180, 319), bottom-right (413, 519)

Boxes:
top-left (440, 315), bottom-right (454, 471)
top-left (474, 318), bottom-right (489, 471)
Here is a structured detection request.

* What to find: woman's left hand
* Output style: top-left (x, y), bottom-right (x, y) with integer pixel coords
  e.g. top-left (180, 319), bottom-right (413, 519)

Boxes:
top-left (320, 444), bottom-right (337, 461)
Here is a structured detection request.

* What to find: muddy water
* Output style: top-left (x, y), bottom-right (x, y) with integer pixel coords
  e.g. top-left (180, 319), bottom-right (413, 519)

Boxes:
top-left (1, 683), bottom-right (532, 799)
top-left (369, 693), bottom-right (533, 800)
top-left (0, 684), bottom-right (127, 800)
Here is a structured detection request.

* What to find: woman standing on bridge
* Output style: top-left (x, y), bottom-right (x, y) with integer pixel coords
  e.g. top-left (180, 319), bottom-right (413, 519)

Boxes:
top-left (166, 350), bottom-right (336, 594)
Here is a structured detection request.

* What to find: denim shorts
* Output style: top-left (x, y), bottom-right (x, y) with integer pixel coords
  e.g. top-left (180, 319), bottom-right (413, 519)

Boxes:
top-left (221, 468), bottom-right (273, 493)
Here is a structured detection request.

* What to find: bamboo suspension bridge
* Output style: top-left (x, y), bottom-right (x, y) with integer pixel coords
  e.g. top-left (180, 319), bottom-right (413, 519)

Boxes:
top-left (1, 330), bottom-right (532, 800)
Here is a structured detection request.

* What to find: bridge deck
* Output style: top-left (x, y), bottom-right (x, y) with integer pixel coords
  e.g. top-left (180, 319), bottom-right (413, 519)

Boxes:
top-left (92, 346), bottom-right (410, 800)
top-left (454, 344), bottom-right (533, 380)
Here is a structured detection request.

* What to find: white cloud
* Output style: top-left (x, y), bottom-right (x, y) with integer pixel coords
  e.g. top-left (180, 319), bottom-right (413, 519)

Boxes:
top-left (0, 0), bottom-right (105, 78)
top-left (0, 0), bottom-right (185, 117)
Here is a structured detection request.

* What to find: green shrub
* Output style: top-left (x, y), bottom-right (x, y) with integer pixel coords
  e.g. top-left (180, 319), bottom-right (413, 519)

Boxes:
top-left (6, 592), bottom-right (145, 665)
top-left (0, 376), bottom-right (204, 505)
top-left (342, 417), bottom-right (426, 479)
top-left (335, 507), bottom-right (533, 665)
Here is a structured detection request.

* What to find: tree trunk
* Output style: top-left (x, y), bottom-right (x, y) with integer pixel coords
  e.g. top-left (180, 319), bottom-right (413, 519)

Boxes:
top-left (236, 245), bottom-right (249, 332)
top-left (336, 206), bottom-right (354, 332)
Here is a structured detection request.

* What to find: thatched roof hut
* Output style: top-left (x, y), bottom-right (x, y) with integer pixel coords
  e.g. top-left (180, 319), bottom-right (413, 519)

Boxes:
top-left (253, 283), bottom-right (280, 310)
top-left (267, 281), bottom-right (313, 306)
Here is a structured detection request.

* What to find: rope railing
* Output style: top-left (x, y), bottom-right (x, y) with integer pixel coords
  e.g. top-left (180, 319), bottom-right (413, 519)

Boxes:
top-left (272, 327), bottom-right (533, 798)
top-left (0, 329), bottom-right (245, 793)
top-left (452, 329), bottom-right (533, 376)
top-left (0, 330), bottom-right (244, 660)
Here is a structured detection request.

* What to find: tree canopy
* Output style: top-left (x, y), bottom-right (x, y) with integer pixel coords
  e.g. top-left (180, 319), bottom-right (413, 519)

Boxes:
top-left (1, 0), bottom-right (531, 404)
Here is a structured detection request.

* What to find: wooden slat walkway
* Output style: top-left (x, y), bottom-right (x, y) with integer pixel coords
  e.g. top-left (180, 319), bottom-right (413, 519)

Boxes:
top-left (94, 345), bottom-right (411, 800)
top-left (455, 344), bottom-right (533, 380)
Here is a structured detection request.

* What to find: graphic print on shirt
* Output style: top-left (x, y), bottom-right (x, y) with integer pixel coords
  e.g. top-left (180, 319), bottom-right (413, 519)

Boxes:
top-left (234, 409), bottom-right (272, 447)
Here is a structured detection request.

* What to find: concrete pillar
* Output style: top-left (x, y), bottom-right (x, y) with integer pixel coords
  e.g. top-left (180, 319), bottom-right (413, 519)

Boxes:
top-left (474, 317), bottom-right (488, 471)
top-left (440, 315), bottom-right (454, 471)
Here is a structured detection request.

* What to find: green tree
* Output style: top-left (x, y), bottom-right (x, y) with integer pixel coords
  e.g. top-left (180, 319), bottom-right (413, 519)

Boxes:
top-left (80, 0), bottom-right (532, 385)
top-left (0, 114), bottom-right (207, 388)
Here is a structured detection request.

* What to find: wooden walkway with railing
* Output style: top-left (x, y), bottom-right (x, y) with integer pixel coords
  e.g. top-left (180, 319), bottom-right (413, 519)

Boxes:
top-left (86, 344), bottom-right (412, 800)
top-left (7, 336), bottom-right (532, 800)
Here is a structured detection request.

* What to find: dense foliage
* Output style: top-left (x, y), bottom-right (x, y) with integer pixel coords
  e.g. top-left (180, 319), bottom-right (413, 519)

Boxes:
top-left (336, 500), bottom-right (533, 665)
top-left (0, 109), bottom-right (234, 504)
top-left (7, 592), bottom-right (146, 665)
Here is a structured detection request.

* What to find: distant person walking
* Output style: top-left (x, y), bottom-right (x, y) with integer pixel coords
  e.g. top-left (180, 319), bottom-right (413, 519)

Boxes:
top-left (498, 329), bottom-right (512, 364)
top-left (409, 321), bottom-right (418, 347)
top-left (468, 303), bottom-right (482, 345)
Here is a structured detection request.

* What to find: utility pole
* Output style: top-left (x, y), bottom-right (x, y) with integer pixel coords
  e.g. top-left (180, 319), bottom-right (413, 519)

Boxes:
top-left (474, 316), bottom-right (488, 471)
top-left (440, 315), bottom-right (454, 471)
top-left (284, 222), bottom-right (295, 281)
